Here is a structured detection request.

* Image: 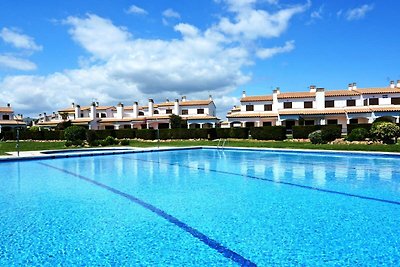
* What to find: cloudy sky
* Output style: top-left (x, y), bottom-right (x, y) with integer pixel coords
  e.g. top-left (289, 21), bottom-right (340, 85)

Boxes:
top-left (0, 0), bottom-right (399, 118)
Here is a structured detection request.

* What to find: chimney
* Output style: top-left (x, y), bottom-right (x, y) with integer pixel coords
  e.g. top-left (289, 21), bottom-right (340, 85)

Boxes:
top-left (309, 85), bottom-right (316, 93)
top-left (7, 103), bottom-right (10, 107)
top-left (71, 102), bottom-right (75, 108)
top-left (348, 83), bottom-right (353, 90)
top-left (209, 94), bottom-right (213, 101)
top-left (173, 99), bottom-right (180, 115)
top-left (75, 104), bottom-right (81, 119)
top-left (397, 80), bottom-right (400, 88)
top-left (96, 101), bottom-right (99, 107)
top-left (315, 88), bottom-right (325, 109)
top-left (352, 82), bottom-right (357, 90)
top-left (116, 102), bottom-right (124, 119)
top-left (242, 90), bottom-right (246, 98)
top-left (148, 99), bottom-right (154, 117)
top-left (272, 87), bottom-right (280, 112)
top-left (166, 99), bottom-right (169, 103)
top-left (390, 80), bottom-right (395, 89)
top-left (90, 102), bottom-right (96, 119)
top-left (43, 112), bottom-right (47, 121)
top-left (181, 96), bottom-right (187, 102)
top-left (133, 102), bottom-right (139, 118)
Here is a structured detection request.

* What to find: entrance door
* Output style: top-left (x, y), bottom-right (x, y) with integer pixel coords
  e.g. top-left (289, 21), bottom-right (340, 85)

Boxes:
top-left (285, 120), bottom-right (296, 133)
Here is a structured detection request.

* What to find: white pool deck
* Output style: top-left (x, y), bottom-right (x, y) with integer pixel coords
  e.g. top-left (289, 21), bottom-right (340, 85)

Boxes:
top-left (2, 145), bottom-right (400, 162)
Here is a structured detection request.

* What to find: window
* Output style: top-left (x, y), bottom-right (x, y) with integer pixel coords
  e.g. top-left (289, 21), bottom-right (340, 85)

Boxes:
top-left (283, 102), bottom-right (292, 109)
top-left (101, 113), bottom-right (106, 118)
top-left (369, 98), bottom-right (379, 105)
top-left (246, 105), bottom-right (254, 111)
top-left (263, 121), bottom-right (272, 126)
top-left (347, 99), bottom-right (356, 106)
top-left (304, 120), bottom-right (314, 125)
top-left (96, 113), bottom-right (99, 118)
top-left (364, 99), bottom-right (368, 106)
top-left (181, 109), bottom-right (188, 115)
top-left (392, 97), bottom-right (400, 105)
top-left (166, 109), bottom-right (172, 114)
top-left (327, 119), bottom-right (338, 125)
top-left (81, 113), bottom-right (84, 118)
top-left (2, 115), bottom-right (9, 120)
top-left (154, 110), bottom-right (159, 115)
top-left (264, 104), bottom-right (272, 111)
top-left (197, 109), bottom-right (204, 114)
top-left (349, 118), bottom-right (358, 124)
top-left (138, 111), bottom-right (144, 116)
top-left (325, 100), bottom-right (334, 108)
top-left (245, 122), bottom-right (255, 127)
top-left (123, 125), bottom-right (131, 129)
top-left (383, 95), bottom-right (388, 98)
top-left (304, 101), bottom-right (313, 109)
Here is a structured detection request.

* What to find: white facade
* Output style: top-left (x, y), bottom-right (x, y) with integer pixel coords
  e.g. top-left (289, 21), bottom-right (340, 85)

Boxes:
top-left (227, 81), bottom-right (400, 133)
top-left (37, 96), bottom-right (219, 130)
top-left (0, 104), bottom-right (26, 132)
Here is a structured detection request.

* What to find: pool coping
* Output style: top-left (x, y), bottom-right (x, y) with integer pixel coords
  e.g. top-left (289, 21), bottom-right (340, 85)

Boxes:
top-left (2, 145), bottom-right (400, 162)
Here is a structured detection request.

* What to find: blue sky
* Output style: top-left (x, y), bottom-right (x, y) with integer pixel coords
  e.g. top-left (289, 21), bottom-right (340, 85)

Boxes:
top-left (0, 0), bottom-right (399, 117)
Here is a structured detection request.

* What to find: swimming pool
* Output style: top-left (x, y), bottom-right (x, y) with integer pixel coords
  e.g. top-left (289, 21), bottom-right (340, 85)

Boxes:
top-left (1, 148), bottom-right (400, 265)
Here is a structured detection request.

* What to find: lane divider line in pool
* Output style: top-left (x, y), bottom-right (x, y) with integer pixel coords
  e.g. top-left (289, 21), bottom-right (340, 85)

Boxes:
top-left (124, 157), bottom-right (400, 207)
top-left (38, 162), bottom-right (256, 267)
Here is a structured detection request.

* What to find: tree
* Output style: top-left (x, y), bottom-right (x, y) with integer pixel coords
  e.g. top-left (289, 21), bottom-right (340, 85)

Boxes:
top-left (370, 121), bottom-right (400, 144)
top-left (170, 114), bottom-right (186, 129)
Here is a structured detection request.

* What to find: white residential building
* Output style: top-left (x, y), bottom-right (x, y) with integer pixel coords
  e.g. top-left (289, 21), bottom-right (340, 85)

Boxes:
top-left (0, 104), bottom-right (26, 132)
top-left (227, 81), bottom-right (400, 133)
top-left (36, 96), bottom-right (219, 130)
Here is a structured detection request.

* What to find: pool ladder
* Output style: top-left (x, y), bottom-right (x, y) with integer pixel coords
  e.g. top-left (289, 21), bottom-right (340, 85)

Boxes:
top-left (217, 138), bottom-right (227, 149)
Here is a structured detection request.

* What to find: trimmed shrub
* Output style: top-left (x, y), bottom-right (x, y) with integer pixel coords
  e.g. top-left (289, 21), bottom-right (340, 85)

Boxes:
top-left (64, 126), bottom-right (87, 141)
top-left (104, 136), bottom-right (117, 146)
top-left (370, 122), bottom-right (400, 144)
top-left (250, 126), bottom-right (286, 140)
top-left (321, 126), bottom-right (342, 142)
top-left (115, 129), bottom-right (136, 139)
top-left (346, 128), bottom-right (368, 141)
top-left (136, 129), bottom-right (157, 140)
top-left (90, 140), bottom-right (100, 146)
top-left (293, 125), bottom-right (342, 139)
top-left (215, 128), bottom-right (231, 138)
top-left (95, 130), bottom-right (116, 139)
top-left (119, 139), bottom-right (130, 146)
top-left (229, 127), bottom-right (249, 139)
top-left (347, 124), bottom-right (371, 135)
top-left (309, 130), bottom-right (324, 144)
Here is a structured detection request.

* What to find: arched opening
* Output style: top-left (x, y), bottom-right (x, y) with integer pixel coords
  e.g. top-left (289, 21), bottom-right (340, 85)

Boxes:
top-left (203, 123), bottom-right (213, 128)
top-left (189, 123), bottom-right (200, 129)
top-left (138, 111), bottom-right (144, 116)
top-left (154, 110), bottom-right (159, 115)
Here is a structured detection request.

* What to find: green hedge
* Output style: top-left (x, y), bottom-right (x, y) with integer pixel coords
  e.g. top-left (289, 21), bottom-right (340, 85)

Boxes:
top-left (115, 129), bottom-right (136, 139)
top-left (346, 124), bottom-right (371, 134)
top-left (293, 125), bottom-right (342, 139)
top-left (136, 129), bottom-right (157, 140)
top-left (159, 128), bottom-right (212, 140)
top-left (250, 126), bottom-right (286, 140)
top-left (229, 128), bottom-right (250, 139)
top-left (1, 130), bottom-right (65, 140)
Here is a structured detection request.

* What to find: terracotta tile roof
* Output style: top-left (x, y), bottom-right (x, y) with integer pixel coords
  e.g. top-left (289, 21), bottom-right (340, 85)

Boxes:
top-left (145, 115), bottom-right (171, 120)
top-left (279, 109), bottom-right (345, 115)
top-left (241, 96), bottom-right (273, 102)
top-left (344, 107), bottom-right (372, 113)
top-left (100, 118), bottom-right (135, 123)
top-left (369, 106), bottom-right (400, 112)
top-left (157, 102), bottom-right (175, 107)
top-left (227, 112), bottom-right (278, 118)
top-left (71, 118), bottom-right (95, 123)
top-left (179, 100), bottom-right (213, 106)
top-left (186, 116), bottom-right (219, 120)
top-left (36, 120), bottom-right (62, 126)
top-left (355, 87), bottom-right (400, 94)
top-left (0, 120), bottom-right (26, 125)
top-left (59, 106), bottom-right (113, 112)
top-left (277, 92), bottom-right (315, 99)
top-left (0, 107), bottom-right (13, 113)
top-left (325, 90), bottom-right (360, 97)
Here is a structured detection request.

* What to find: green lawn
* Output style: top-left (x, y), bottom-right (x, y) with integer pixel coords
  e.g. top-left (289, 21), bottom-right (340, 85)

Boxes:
top-left (2, 139), bottom-right (400, 155)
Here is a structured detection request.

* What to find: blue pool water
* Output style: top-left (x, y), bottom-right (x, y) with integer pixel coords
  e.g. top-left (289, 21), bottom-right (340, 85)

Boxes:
top-left (1, 148), bottom-right (400, 266)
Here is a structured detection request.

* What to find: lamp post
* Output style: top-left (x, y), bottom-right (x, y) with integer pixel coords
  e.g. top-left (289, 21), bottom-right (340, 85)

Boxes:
top-left (16, 126), bottom-right (20, 157)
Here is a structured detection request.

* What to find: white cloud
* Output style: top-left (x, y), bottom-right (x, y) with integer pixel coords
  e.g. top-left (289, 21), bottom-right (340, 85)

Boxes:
top-left (345, 4), bottom-right (374, 21)
top-left (0, 54), bottom-right (37, 71)
top-left (310, 5), bottom-right (324, 20)
top-left (256, 40), bottom-right (295, 59)
top-left (0, 28), bottom-right (42, 51)
top-left (162, 8), bottom-right (181, 19)
top-left (126, 5), bottom-right (148, 15)
top-left (216, 0), bottom-right (310, 40)
top-left (1, 0), bottom-right (305, 116)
